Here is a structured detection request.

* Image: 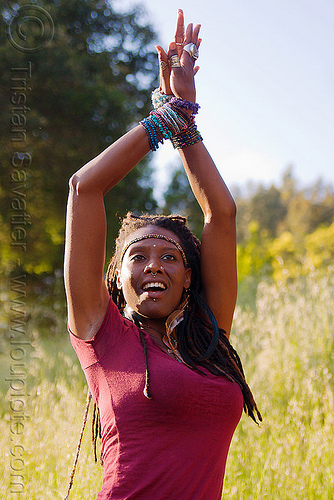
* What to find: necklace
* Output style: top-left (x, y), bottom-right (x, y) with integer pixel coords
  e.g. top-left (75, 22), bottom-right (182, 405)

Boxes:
top-left (162, 334), bottom-right (185, 364)
top-left (141, 324), bottom-right (185, 363)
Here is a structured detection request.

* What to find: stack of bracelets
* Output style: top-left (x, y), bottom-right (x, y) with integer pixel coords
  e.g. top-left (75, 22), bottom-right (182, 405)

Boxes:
top-left (139, 88), bottom-right (203, 151)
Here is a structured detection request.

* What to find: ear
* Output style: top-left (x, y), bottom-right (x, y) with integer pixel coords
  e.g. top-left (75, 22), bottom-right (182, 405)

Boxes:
top-left (115, 269), bottom-right (122, 290)
top-left (184, 267), bottom-right (192, 291)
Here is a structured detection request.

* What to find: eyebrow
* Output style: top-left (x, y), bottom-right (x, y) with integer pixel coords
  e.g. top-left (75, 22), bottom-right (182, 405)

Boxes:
top-left (127, 243), bottom-right (181, 254)
top-left (120, 234), bottom-right (188, 267)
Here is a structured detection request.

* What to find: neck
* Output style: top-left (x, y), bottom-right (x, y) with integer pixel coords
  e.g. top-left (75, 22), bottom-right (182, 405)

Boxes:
top-left (139, 317), bottom-right (166, 338)
top-left (141, 319), bottom-right (180, 356)
top-left (123, 306), bottom-right (186, 360)
top-left (123, 305), bottom-right (166, 337)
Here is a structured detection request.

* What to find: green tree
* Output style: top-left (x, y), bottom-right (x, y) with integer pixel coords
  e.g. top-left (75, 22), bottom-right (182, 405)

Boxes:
top-left (249, 184), bottom-right (286, 238)
top-left (163, 163), bottom-right (203, 238)
top-left (0, 0), bottom-right (158, 275)
top-left (304, 221), bottom-right (334, 271)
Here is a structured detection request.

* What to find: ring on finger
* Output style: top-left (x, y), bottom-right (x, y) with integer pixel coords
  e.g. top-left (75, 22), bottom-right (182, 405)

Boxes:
top-left (183, 43), bottom-right (199, 60)
top-left (169, 54), bottom-right (181, 68)
top-left (160, 60), bottom-right (168, 71)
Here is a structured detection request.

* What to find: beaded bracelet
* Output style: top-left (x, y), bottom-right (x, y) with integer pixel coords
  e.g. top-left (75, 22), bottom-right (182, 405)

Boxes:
top-left (169, 97), bottom-right (200, 115)
top-left (140, 101), bottom-right (192, 151)
top-left (151, 88), bottom-right (173, 109)
top-left (152, 89), bottom-right (200, 116)
top-left (140, 117), bottom-right (161, 151)
top-left (170, 121), bottom-right (203, 149)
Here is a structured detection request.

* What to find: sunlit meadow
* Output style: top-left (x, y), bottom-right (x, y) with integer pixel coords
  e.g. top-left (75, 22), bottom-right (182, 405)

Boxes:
top-left (1, 270), bottom-right (333, 499)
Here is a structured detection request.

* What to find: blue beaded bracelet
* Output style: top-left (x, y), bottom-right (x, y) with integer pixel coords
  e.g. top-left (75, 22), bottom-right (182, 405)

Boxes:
top-left (140, 100), bottom-right (193, 151)
top-left (140, 118), bottom-right (159, 151)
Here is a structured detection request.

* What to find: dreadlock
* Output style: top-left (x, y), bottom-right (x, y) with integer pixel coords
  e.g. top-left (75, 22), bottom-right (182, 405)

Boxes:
top-left (65, 212), bottom-right (262, 497)
top-left (106, 213), bottom-right (261, 417)
top-left (89, 212), bottom-right (261, 471)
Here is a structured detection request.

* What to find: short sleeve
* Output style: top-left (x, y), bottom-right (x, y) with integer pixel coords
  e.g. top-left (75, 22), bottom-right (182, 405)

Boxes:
top-left (69, 299), bottom-right (126, 369)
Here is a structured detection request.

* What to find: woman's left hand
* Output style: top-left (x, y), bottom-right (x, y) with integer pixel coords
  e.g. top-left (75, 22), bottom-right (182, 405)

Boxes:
top-left (156, 9), bottom-right (201, 103)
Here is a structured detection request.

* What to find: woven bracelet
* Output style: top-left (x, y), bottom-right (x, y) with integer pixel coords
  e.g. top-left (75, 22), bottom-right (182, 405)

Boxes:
top-left (151, 88), bottom-right (173, 109)
top-left (170, 122), bottom-right (203, 149)
top-left (152, 89), bottom-right (200, 115)
top-left (169, 97), bottom-right (200, 115)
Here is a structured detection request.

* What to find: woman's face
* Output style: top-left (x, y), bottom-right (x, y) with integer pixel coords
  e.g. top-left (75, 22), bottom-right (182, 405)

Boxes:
top-left (117, 226), bottom-right (191, 320)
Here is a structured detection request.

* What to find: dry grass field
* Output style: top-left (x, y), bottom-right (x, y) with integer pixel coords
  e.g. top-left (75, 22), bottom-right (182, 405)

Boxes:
top-left (1, 270), bottom-right (333, 499)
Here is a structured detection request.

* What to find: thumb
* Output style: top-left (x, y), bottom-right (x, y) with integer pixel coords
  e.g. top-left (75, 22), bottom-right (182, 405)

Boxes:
top-left (156, 45), bottom-right (168, 62)
top-left (156, 45), bottom-right (172, 95)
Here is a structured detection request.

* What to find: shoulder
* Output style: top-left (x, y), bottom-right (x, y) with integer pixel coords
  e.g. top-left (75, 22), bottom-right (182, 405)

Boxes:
top-left (69, 299), bottom-right (132, 368)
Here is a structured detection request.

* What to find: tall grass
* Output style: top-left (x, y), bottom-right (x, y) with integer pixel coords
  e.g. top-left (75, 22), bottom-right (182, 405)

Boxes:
top-left (224, 270), bottom-right (334, 499)
top-left (1, 270), bottom-right (333, 499)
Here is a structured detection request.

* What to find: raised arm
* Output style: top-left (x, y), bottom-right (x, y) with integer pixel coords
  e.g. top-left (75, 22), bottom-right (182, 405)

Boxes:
top-left (65, 9), bottom-right (237, 340)
top-left (65, 13), bottom-right (196, 341)
top-left (64, 126), bottom-right (150, 340)
top-left (179, 142), bottom-right (237, 338)
top-left (158, 11), bottom-right (237, 337)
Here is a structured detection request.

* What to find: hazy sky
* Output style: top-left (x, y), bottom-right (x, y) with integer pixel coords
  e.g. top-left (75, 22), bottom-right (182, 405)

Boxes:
top-left (115, 0), bottom-right (334, 193)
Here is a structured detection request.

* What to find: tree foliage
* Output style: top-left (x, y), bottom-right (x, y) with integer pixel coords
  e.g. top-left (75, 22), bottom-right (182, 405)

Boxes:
top-left (0, 0), bottom-right (159, 275)
top-left (163, 162), bottom-right (203, 238)
top-left (162, 164), bottom-right (334, 284)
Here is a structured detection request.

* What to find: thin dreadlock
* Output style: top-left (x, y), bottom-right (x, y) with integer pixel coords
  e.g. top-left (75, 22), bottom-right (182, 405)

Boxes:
top-left (90, 212), bottom-right (261, 472)
top-left (92, 401), bottom-right (103, 465)
top-left (106, 213), bottom-right (261, 417)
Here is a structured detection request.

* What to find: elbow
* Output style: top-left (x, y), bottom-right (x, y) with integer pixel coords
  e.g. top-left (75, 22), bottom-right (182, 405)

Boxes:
top-left (205, 198), bottom-right (237, 224)
top-left (221, 201), bottom-right (237, 227)
top-left (68, 173), bottom-right (79, 194)
top-left (229, 198), bottom-right (237, 219)
top-left (222, 196), bottom-right (237, 221)
top-left (222, 196), bottom-right (237, 218)
top-left (68, 159), bottom-right (106, 196)
top-left (68, 166), bottom-right (93, 196)
top-left (68, 173), bottom-right (86, 197)
top-left (224, 201), bottom-right (237, 229)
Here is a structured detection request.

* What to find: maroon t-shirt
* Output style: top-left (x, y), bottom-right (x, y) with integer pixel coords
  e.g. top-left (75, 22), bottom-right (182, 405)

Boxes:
top-left (70, 299), bottom-right (243, 500)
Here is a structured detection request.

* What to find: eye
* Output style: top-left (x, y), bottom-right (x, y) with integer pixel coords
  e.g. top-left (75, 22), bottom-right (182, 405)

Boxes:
top-left (162, 253), bottom-right (177, 261)
top-left (131, 254), bottom-right (146, 262)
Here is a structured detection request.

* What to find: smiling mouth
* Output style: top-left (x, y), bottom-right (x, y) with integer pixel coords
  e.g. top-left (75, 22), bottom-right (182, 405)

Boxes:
top-left (142, 282), bottom-right (167, 292)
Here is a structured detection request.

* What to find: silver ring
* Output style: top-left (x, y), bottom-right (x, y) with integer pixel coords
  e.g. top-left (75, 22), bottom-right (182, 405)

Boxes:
top-left (183, 43), bottom-right (199, 60)
top-left (169, 54), bottom-right (181, 68)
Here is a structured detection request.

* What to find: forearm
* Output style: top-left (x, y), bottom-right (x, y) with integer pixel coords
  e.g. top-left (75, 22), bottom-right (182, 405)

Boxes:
top-left (70, 125), bottom-right (150, 195)
top-left (178, 141), bottom-right (236, 222)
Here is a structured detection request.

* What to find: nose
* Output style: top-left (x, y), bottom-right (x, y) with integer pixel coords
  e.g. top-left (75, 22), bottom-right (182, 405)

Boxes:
top-left (144, 260), bottom-right (164, 276)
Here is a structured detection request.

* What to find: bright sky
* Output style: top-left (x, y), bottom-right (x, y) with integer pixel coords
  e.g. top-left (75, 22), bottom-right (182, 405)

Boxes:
top-left (116, 0), bottom-right (334, 194)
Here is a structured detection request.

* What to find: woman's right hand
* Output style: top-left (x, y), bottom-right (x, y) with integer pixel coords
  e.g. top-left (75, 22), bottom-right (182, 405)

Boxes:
top-left (156, 9), bottom-right (201, 104)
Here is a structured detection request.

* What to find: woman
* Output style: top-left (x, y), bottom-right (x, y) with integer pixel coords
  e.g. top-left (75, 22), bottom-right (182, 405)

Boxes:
top-left (64, 9), bottom-right (261, 500)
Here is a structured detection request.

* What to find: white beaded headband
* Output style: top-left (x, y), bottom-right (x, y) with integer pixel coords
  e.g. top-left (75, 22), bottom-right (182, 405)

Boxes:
top-left (120, 234), bottom-right (188, 268)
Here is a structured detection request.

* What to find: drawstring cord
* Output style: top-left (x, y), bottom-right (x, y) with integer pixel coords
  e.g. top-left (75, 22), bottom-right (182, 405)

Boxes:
top-left (64, 389), bottom-right (92, 499)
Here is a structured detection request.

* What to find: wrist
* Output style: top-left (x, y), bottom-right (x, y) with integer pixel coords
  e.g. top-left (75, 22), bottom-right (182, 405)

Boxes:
top-left (152, 88), bottom-right (173, 109)
top-left (169, 97), bottom-right (200, 115)
top-left (170, 121), bottom-right (203, 150)
top-left (140, 89), bottom-right (202, 152)
top-left (140, 101), bottom-right (192, 151)
top-left (151, 89), bottom-right (199, 116)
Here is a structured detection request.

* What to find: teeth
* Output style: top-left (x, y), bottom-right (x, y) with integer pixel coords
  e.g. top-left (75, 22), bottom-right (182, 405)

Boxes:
top-left (143, 282), bottom-right (166, 291)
